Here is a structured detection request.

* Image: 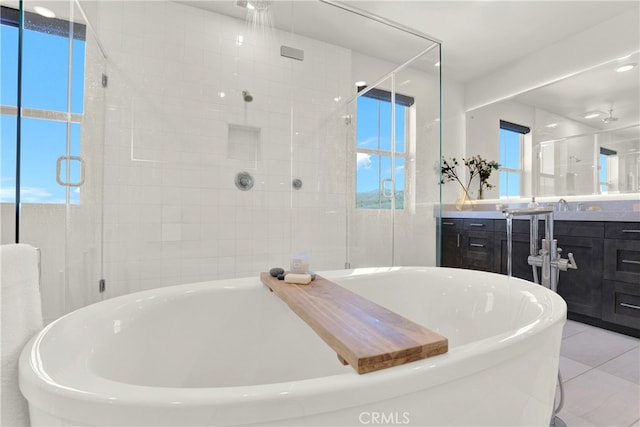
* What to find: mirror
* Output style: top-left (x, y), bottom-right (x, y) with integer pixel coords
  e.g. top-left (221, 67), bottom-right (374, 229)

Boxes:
top-left (467, 50), bottom-right (639, 199)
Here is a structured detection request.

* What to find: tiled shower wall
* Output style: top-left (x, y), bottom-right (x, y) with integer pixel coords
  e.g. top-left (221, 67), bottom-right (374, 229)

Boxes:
top-left (96, 2), bottom-right (353, 298)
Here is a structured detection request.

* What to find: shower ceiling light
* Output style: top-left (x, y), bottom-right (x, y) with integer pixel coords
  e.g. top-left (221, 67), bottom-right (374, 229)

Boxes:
top-left (34, 6), bottom-right (56, 18)
top-left (545, 123), bottom-right (558, 128)
top-left (583, 112), bottom-right (602, 119)
top-left (616, 63), bottom-right (636, 73)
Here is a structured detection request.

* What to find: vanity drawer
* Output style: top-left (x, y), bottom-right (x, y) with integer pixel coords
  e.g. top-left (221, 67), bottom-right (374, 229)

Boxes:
top-left (441, 218), bottom-right (463, 232)
top-left (604, 239), bottom-right (640, 283)
top-left (462, 231), bottom-right (494, 272)
top-left (463, 218), bottom-right (494, 231)
top-left (554, 221), bottom-right (604, 238)
top-left (603, 280), bottom-right (640, 330)
top-left (605, 222), bottom-right (640, 240)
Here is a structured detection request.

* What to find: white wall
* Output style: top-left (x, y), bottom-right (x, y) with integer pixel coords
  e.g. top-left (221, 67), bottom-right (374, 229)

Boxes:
top-left (440, 69), bottom-right (466, 204)
top-left (465, 100), bottom-right (534, 199)
top-left (94, 1), bottom-right (355, 299)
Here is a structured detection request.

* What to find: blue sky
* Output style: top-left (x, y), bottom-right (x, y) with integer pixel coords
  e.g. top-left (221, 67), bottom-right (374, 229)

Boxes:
top-left (499, 128), bottom-right (521, 197)
top-left (356, 96), bottom-right (406, 203)
top-left (1, 22), bottom-right (85, 204)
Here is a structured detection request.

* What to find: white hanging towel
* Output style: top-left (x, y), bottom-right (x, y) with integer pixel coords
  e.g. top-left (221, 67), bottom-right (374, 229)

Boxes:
top-left (1, 244), bottom-right (43, 427)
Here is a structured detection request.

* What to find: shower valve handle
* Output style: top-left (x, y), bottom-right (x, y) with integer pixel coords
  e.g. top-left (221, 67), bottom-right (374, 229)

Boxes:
top-left (555, 252), bottom-right (578, 271)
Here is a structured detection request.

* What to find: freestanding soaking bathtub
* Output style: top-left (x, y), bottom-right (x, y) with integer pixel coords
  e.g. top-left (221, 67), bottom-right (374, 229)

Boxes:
top-left (20, 267), bottom-right (566, 426)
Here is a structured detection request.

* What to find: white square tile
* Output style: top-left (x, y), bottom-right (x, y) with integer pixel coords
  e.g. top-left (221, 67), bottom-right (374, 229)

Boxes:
top-left (162, 224), bottom-right (182, 241)
top-left (598, 347), bottom-right (640, 385)
top-left (555, 410), bottom-right (597, 427)
top-left (559, 356), bottom-right (592, 382)
top-left (561, 327), bottom-right (639, 368)
top-left (562, 368), bottom-right (640, 427)
top-left (162, 205), bottom-right (182, 223)
top-left (562, 319), bottom-right (591, 339)
top-left (181, 224), bottom-right (202, 242)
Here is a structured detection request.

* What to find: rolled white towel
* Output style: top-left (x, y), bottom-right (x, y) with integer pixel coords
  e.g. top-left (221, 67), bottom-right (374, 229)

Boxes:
top-left (1, 244), bottom-right (43, 427)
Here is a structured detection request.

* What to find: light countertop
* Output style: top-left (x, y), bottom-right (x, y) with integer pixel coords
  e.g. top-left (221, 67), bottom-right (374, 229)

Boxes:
top-left (438, 196), bottom-right (640, 222)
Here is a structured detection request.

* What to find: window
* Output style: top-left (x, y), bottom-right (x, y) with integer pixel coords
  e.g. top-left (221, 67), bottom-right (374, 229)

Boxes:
top-left (498, 120), bottom-right (529, 198)
top-left (355, 88), bottom-right (412, 209)
top-left (1, 6), bottom-right (86, 204)
top-left (599, 147), bottom-right (617, 193)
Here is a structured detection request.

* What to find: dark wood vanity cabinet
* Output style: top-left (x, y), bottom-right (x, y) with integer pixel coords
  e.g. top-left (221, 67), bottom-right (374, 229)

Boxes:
top-left (602, 222), bottom-right (640, 330)
top-left (495, 219), bottom-right (536, 282)
top-left (441, 219), bottom-right (462, 268)
top-left (440, 217), bottom-right (639, 336)
top-left (462, 219), bottom-right (494, 272)
top-left (553, 223), bottom-right (604, 319)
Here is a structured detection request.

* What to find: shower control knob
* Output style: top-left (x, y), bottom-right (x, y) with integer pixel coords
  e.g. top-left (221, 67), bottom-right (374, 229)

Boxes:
top-left (235, 172), bottom-right (254, 191)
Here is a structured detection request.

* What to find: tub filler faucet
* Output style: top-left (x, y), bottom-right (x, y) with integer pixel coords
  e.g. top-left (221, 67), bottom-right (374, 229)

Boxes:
top-left (502, 207), bottom-right (578, 292)
top-left (502, 206), bottom-right (577, 427)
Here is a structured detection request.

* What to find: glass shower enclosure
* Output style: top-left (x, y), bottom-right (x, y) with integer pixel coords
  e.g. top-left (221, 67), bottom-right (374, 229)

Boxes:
top-left (1, 0), bottom-right (441, 321)
top-left (1, 0), bottom-right (107, 322)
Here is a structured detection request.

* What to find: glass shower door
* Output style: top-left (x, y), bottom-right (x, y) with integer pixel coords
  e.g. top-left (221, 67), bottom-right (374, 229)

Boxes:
top-left (16, 0), bottom-right (106, 322)
top-left (392, 44), bottom-right (441, 267)
top-left (349, 76), bottom-right (397, 267)
top-left (347, 42), bottom-right (441, 269)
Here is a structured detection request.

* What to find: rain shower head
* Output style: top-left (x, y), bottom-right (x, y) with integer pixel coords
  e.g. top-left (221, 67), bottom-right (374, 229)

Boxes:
top-left (242, 90), bottom-right (253, 102)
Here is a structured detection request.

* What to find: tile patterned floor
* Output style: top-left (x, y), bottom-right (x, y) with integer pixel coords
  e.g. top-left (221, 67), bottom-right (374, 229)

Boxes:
top-left (556, 320), bottom-right (640, 427)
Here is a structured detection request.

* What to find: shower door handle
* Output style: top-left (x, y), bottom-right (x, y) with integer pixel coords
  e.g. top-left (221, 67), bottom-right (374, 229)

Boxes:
top-left (56, 156), bottom-right (85, 187)
top-left (381, 178), bottom-right (393, 198)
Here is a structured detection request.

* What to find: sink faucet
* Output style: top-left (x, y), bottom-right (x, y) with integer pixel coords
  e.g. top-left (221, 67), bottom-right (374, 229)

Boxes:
top-left (556, 198), bottom-right (568, 212)
top-left (502, 207), bottom-right (578, 292)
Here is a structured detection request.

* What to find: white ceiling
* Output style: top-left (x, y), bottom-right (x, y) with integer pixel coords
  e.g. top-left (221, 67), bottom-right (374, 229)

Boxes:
top-left (180, 1), bottom-right (639, 82)
top-left (341, 1), bottom-right (639, 84)
top-left (180, 0), bottom-right (640, 131)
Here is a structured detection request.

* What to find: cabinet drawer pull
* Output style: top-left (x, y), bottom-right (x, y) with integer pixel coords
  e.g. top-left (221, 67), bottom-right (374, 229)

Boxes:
top-left (621, 259), bottom-right (640, 265)
top-left (443, 222), bottom-right (455, 226)
top-left (470, 243), bottom-right (485, 248)
top-left (622, 229), bottom-right (640, 233)
top-left (469, 223), bottom-right (485, 227)
top-left (620, 302), bottom-right (640, 310)
top-left (457, 234), bottom-right (460, 248)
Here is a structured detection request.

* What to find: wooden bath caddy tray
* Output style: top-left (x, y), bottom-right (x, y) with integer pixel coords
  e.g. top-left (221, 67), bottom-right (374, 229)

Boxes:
top-left (260, 273), bottom-right (448, 374)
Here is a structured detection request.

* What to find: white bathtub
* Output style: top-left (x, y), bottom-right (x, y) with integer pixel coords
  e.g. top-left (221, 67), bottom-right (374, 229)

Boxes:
top-left (20, 267), bottom-right (566, 426)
